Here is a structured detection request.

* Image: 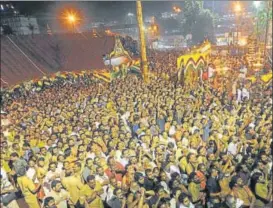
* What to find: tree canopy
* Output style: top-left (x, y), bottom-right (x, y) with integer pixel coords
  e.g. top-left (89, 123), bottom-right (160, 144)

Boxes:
top-left (182, 0), bottom-right (215, 45)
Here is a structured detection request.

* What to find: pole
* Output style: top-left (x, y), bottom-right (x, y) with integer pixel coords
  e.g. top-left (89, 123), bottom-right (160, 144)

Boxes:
top-left (256, 11), bottom-right (259, 41)
top-left (263, 1), bottom-right (270, 67)
top-left (136, 1), bottom-right (149, 83)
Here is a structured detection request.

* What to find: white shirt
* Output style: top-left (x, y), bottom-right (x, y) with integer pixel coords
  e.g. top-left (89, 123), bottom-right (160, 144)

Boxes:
top-left (26, 167), bottom-right (36, 181)
top-left (208, 67), bottom-right (215, 78)
top-left (228, 142), bottom-right (238, 155)
top-left (169, 125), bottom-right (176, 136)
top-left (180, 203), bottom-right (195, 208)
top-left (242, 88), bottom-right (249, 99)
top-left (119, 158), bottom-right (129, 167)
top-left (237, 89), bottom-right (242, 103)
top-left (47, 189), bottom-right (70, 208)
top-left (95, 175), bottom-right (109, 200)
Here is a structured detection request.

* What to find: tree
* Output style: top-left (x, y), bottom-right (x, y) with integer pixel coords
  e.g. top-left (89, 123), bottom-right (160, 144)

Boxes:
top-left (182, 0), bottom-right (215, 45)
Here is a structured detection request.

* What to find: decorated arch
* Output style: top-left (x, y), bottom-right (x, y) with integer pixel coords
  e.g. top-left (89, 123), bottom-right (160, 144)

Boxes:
top-left (176, 40), bottom-right (211, 86)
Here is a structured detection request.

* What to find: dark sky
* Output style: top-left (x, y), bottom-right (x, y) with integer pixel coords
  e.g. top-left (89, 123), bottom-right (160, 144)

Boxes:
top-left (12, 1), bottom-right (253, 22)
top-left (12, 1), bottom-right (174, 21)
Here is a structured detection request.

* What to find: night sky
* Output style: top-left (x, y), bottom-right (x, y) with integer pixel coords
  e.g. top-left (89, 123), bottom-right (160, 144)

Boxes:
top-left (12, 1), bottom-right (253, 22)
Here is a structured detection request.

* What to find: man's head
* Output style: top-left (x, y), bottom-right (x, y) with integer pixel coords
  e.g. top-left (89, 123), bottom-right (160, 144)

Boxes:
top-left (210, 167), bottom-right (219, 178)
top-left (113, 188), bottom-right (124, 200)
top-left (51, 180), bottom-right (62, 193)
top-left (96, 166), bottom-right (105, 176)
top-left (235, 176), bottom-right (244, 188)
top-left (145, 169), bottom-right (153, 179)
top-left (86, 175), bottom-right (96, 189)
top-left (43, 196), bottom-right (56, 208)
top-left (188, 172), bottom-right (200, 184)
top-left (73, 162), bottom-right (81, 173)
top-left (48, 162), bottom-right (57, 172)
top-left (10, 152), bottom-right (19, 161)
top-left (178, 193), bottom-right (191, 206)
top-left (187, 153), bottom-right (197, 163)
top-left (130, 181), bottom-right (140, 193)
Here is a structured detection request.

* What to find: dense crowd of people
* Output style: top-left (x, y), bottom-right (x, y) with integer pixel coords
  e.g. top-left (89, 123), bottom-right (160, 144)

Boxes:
top-left (1, 51), bottom-right (272, 208)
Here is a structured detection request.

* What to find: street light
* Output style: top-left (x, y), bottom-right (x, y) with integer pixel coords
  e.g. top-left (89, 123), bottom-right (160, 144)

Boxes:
top-left (61, 9), bottom-right (81, 33)
top-left (234, 3), bottom-right (242, 13)
top-left (173, 6), bottom-right (181, 13)
top-left (67, 14), bottom-right (76, 32)
top-left (68, 14), bottom-right (75, 23)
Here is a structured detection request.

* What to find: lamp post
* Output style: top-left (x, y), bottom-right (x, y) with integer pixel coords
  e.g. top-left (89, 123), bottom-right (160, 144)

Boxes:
top-left (263, 1), bottom-right (271, 68)
top-left (253, 1), bottom-right (261, 41)
top-left (234, 2), bottom-right (242, 46)
top-left (136, 1), bottom-right (149, 83)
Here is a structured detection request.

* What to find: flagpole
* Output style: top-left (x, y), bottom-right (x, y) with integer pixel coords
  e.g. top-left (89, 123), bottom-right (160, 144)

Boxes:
top-left (136, 1), bottom-right (149, 83)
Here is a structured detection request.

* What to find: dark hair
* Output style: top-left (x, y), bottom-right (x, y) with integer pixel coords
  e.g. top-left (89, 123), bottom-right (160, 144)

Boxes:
top-left (38, 157), bottom-right (45, 162)
top-left (170, 187), bottom-right (181, 198)
top-left (10, 152), bottom-right (19, 157)
top-left (188, 172), bottom-right (197, 182)
top-left (43, 196), bottom-right (55, 207)
top-left (178, 193), bottom-right (189, 203)
top-left (48, 162), bottom-right (57, 170)
top-left (64, 148), bottom-right (71, 158)
top-left (170, 172), bottom-right (180, 180)
top-left (113, 188), bottom-right (121, 196)
top-left (85, 158), bottom-right (93, 165)
top-left (186, 153), bottom-right (195, 162)
top-left (86, 175), bottom-right (95, 182)
top-left (51, 180), bottom-right (61, 189)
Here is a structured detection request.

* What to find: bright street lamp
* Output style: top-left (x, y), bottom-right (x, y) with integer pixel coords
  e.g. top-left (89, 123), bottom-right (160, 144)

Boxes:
top-left (234, 3), bottom-right (242, 13)
top-left (68, 14), bottom-right (75, 23)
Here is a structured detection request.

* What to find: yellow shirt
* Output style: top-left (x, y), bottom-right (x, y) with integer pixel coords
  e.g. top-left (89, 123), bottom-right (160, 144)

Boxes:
top-left (219, 177), bottom-right (231, 196)
top-left (232, 186), bottom-right (253, 206)
top-left (255, 182), bottom-right (269, 206)
top-left (188, 182), bottom-right (200, 202)
top-left (30, 139), bottom-right (38, 148)
top-left (62, 175), bottom-right (84, 204)
top-left (186, 163), bottom-right (196, 175)
top-left (179, 157), bottom-right (188, 173)
top-left (1, 160), bottom-right (11, 173)
top-left (17, 176), bottom-right (40, 208)
top-left (80, 183), bottom-right (104, 208)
